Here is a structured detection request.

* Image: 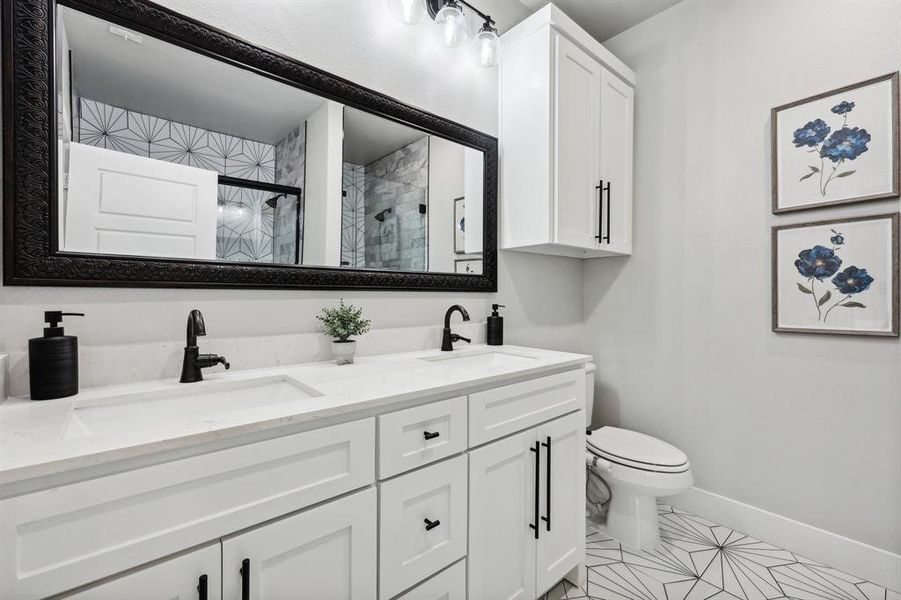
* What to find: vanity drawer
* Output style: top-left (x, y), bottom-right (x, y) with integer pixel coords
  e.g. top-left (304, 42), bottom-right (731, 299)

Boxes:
top-left (378, 396), bottom-right (467, 478)
top-left (379, 455), bottom-right (468, 600)
top-left (0, 418), bottom-right (375, 600)
top-left (468, 369), bottom-right (583, 446)
top-left (395, 559), bottom-right (466, 600)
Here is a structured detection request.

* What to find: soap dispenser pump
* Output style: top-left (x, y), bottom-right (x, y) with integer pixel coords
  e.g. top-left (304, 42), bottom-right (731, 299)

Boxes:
top-left (28, 311), bottom-right (84, 400)
top-left (487, 304), bottom-right (505, 346)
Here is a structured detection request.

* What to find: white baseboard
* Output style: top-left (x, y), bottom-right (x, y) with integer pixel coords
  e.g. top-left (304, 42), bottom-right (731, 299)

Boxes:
top-left (670, 486), bottom-right (901, 594)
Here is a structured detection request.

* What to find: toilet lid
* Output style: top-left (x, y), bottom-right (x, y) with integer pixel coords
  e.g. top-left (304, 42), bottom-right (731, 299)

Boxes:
top-left (587, 426), bottom-right (689, 472)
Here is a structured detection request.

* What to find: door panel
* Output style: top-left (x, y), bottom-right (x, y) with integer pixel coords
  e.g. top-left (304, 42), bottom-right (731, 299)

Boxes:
top-left (222, 488), bottom-right (376, 600)
top-left (536, 411), bottom-right (586, 595)
top-left (64, 142), bottom-right (218, 259)
top-left (599, 69), bottom-right (634, 254)
top-left (553, 34), bottom-right (601, 249)
top-left (62, 543), bottom-right (221, 600)
top-left (468, 428), bottom-right (537, 600)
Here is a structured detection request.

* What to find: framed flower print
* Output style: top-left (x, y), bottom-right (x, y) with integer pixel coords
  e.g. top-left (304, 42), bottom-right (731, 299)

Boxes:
top-left (771, 73), bottom-right (899, 213)
top-left (772, 213), bottom-right (899, 336)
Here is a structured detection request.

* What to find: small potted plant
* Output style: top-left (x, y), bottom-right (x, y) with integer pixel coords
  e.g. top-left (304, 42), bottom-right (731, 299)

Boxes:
top-left (316, 299), bottom-right (371, 365)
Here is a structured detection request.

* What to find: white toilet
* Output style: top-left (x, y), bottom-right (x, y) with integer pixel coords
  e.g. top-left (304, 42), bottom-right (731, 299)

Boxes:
top-left (583, 364), bottom-right (693, 550)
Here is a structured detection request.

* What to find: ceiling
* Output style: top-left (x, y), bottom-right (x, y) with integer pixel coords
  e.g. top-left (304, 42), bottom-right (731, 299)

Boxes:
top-left (343, 108), bottom-right (430, 166)
top-left (487, 0), bottom-right (681, 40)
top-left (60, 6), bottom-right (325, 144)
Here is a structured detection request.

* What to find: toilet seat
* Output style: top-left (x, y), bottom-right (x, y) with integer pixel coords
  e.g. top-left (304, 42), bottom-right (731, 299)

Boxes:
top-left (587, 426), bottom-right (689, 474)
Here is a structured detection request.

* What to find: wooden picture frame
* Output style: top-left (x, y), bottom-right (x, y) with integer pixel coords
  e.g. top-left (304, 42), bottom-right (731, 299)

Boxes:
top-left (771, 73), bottom-right (900, 214)
top-left (772, 213), bottom-right (899, 336)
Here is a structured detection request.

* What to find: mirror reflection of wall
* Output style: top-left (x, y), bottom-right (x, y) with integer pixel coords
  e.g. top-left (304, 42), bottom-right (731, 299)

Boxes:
top-left (55, 5), bottom-right (485, 275)
top-left (342, 107), bottom-right (484, 273)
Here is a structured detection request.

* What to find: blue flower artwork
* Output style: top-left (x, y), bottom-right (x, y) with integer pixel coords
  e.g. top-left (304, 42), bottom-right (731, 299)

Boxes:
top-left (794, 99), bottom-right (871, 196)
top-left (794, 229), bottom-right (874, 323)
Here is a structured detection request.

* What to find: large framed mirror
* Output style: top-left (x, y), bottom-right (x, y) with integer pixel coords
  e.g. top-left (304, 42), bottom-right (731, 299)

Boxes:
top-left (3, 0), bottom-right (497, 291)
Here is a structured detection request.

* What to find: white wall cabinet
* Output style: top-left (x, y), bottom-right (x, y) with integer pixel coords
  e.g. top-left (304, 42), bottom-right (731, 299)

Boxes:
top-left (222, 488), bottom-right (377, 600)
top-left (500, 4), bottom-right (635, 258)
top-left (468, 410), bottom-right (585, 599)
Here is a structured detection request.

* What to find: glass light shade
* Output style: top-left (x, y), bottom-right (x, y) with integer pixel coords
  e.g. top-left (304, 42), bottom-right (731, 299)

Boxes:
top-left (470, 25), bottom-right (500, 67)
top-left (387, 0), bottom-right (426, 25)
top-left (432, 1), bottom-right (469, 48)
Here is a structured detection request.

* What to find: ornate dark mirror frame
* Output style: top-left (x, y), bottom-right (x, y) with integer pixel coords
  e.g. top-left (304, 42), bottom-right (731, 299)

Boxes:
top-left (2, 0), bottom-right (498, 291)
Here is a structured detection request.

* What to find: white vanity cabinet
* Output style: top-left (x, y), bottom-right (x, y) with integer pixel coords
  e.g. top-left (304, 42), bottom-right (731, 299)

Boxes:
top-left (468, 410), bottom-right (585, 600)
top-left (222, 488), bottom-right (377, 600)
top-left (62, 543), bottom-right (221, 600)
top-left (500, 4), bottom-right (635, 258)
top-left (1, 356), bottom-right (590, 600)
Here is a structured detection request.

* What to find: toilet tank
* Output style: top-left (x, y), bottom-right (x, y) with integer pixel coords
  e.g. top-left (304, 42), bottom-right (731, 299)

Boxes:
top-left (584, 363), bottom-right (597, 426)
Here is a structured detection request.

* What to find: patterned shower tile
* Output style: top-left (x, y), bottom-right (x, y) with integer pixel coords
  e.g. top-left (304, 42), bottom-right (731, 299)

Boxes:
top-left (565, 505), bottom-right (895, 600)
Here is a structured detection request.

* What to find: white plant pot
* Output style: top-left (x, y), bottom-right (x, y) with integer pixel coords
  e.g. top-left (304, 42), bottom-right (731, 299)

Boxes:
top-left (331, 340), bottom-right (357, 365)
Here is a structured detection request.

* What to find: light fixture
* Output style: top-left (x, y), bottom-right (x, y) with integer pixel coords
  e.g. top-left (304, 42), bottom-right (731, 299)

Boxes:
top-left (392, 0), bottom-right (501, 66)
top-left (431, 0), bottom-right (468, 48)
top-left (387, 0), bottom-right (426, 25)
top-left (469, 19), bottom-right (500, 68)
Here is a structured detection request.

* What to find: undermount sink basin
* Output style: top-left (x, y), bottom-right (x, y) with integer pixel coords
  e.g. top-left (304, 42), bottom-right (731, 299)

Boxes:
top-left (61, 375), bottom-right (322, 440)
top-left (419, 348), bottom-right (538, 369)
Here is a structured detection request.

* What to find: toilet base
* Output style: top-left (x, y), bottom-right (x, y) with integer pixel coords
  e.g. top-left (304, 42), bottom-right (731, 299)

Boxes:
top-left (605, 488), bottom-right (660, 550)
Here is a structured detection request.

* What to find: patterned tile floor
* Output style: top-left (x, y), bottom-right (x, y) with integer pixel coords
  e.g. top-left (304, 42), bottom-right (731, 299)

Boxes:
top-left (543, 504), bottom-right (899, 600)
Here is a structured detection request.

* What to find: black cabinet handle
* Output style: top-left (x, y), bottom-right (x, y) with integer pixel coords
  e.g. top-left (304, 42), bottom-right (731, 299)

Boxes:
top-left (424, 517), bottom-right (441, 531)
top-left (240, 558), bottom-right (250, 600)
top-left (197, 574), bottom-right (208, 600)
top-left (595, 180), bottom-right (604, 241)
top-left (529, 441), bottom-right (540, 539)
top-left (541, 436), bottom-right (552, 531)
top-left (423, 431), bottom-right (440, 440)
top-left (605, 181), bottom-right (612, 243)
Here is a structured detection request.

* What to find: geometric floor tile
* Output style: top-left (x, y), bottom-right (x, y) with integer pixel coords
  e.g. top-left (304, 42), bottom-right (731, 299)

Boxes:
top-left (542, 504), bottom-right (897, 600)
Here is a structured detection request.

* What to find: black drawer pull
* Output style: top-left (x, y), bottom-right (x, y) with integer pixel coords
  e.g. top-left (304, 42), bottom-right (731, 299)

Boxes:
top-left (197, 574), bottom-right (208, 600)
top-left (424, 517), bottom-right (441, 531)
top-left (595, 180), bottom-right (603, 241)
top-left (605, 181), bottom-right (612, 243)
top-left (541, 436), bottom-right (551, 531)
top-left (423, 430), bottom-right (440, 440)
top-left (240, 558), bottom-right (250, 600)
top-left (529, 441), bottom-right (540, 539)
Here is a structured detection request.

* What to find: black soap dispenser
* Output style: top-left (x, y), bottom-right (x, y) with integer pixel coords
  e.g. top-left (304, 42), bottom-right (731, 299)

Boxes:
top-left (28, 311), bottom-right (84, 400)
top-left (487, 304), bottom-right (505, 346)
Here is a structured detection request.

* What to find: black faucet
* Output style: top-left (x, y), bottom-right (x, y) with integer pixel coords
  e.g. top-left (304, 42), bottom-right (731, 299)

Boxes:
top-left (441, 304), bottom-right (471, 351)
top-left (180, 309), bottom-right (230, 383)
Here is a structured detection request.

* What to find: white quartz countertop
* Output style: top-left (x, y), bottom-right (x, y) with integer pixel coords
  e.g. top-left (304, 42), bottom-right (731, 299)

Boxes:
top-left (0, 345), bottom-right (590, 487)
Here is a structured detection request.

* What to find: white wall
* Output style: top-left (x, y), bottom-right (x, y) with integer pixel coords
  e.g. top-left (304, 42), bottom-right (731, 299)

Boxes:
top-left (585, 0), bottom-right (901, 561)
top-left (427, 136), bottom-right (465, 273)
top-left (0, 0), bottom-right (584, 394)
top-left (303, 100), bottom-right (343, 266)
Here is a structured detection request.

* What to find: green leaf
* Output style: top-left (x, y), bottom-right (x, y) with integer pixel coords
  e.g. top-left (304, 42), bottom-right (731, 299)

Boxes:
top-left (841, 301), bottom-right (866, 308)
top-left (836, 170), bottom-right (857, 178)
top-left (796, 283), bottom-right (813, 294)
top-left (818, 290), bottom-right (832, 306)
top-left (799, 172), bottom-right (817, 181)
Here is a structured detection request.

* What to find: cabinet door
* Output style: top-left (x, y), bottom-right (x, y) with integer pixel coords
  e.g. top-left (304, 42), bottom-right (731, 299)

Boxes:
top-left (553, 33), bottom-right (602, 249)
top-left (62, 543), bottom-right (221, 600)
top-left (468, 428), bottom-right (537, 600)
top-left (379, 455), bottom-right (468, 599)
top-left (222, 488), bottom-right (376, 600)
top-left (535, 411), bottom-right (586, 595)
top-left (599, 68), bottom-right (635, 254)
